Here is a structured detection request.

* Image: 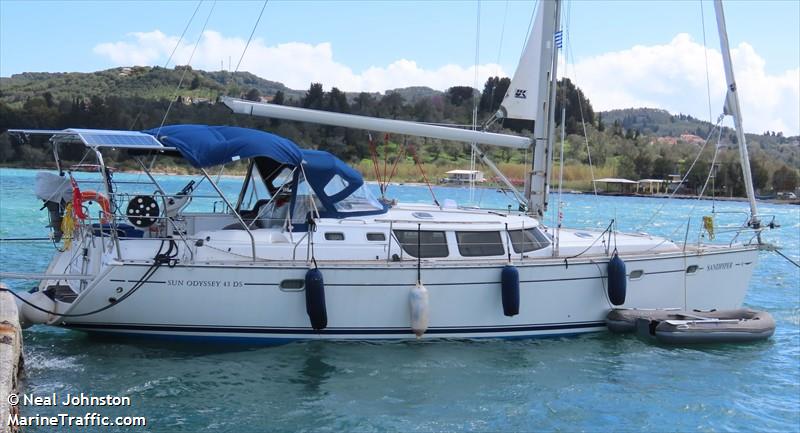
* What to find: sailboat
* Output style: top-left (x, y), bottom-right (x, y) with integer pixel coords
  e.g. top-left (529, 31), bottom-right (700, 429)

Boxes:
top-left (4, 0), bottom-right (769, 343)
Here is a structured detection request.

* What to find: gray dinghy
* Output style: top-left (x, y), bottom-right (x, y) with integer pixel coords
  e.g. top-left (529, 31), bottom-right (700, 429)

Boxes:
top-left (606, 308), bottom-right (775, 344)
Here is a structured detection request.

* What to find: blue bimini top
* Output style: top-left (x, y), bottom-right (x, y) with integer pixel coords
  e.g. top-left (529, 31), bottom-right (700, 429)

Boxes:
top-left (144, 124), bottom-right (303, 168)
top-left (144, 124), bottom-right (387, 219)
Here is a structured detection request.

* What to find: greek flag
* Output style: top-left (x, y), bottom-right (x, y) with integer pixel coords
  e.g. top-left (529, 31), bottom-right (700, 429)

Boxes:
top-left (554, 30), bottom-right (563, 49)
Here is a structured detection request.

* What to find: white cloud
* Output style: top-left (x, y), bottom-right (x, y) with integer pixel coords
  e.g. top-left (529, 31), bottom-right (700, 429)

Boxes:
top-left (93, 30), bottom-right (505, 93)
top-left (94, 30), bottom-right (799, 135)
top-left (566, 33), bottom-right (800, 136)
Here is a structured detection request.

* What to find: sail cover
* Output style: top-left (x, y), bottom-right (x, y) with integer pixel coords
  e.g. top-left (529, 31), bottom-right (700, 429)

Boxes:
top-left (498, 1), bottom-right (556, 121)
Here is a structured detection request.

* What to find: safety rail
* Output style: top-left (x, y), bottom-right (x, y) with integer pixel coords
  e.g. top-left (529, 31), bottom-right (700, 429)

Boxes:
top-left (693, 211), bottom-right (776, 248)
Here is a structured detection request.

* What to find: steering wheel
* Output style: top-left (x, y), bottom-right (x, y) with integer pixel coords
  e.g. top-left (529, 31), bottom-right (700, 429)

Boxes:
top-left (126, 196), bottom-right (160, 227)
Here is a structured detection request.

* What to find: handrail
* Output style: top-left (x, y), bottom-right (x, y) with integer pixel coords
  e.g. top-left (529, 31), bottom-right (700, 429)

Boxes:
top-left (200, 168), bottom-right (257, 261)
top-left (291, 232), bottom-right (309, 261)
top-left (374, 219), bottom-right (503, 225)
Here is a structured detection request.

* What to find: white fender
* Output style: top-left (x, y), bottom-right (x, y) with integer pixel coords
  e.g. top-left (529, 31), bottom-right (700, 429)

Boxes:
top-left (17, 291), bottom-right (56, 328)
top-left (409, 282), bottom-right (429, 337)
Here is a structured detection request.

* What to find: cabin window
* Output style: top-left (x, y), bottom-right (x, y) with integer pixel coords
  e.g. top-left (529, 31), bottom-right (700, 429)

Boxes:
top-left (241, 163), bottom-right (270, 209)
top-left (367, 232), bottom-right (386, 241)
top-left (333, 184), bottom-right (384, 213)
top-left (456, 231), bottom-right (505, 257)
top-left (323, 174), bottom-right (349, 196)
top-left (393, 230), bottom-right (449, 258)
top-left (324, 232), bottom-right (345, 241)
top-left (509, 228), bottom-right (550, 253)
top-left (291, 177), bottom-right (326, 224)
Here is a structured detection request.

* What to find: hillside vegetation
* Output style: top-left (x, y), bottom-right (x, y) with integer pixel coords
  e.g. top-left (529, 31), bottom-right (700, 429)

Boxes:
top-left (0, 66), bottom-right (797, 195)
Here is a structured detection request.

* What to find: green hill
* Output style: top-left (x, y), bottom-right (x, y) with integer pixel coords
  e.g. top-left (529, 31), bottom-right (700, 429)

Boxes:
top-left (0, 68), bottom-right (797, 194)
top-left (602, 108), bottom-right (799, 168)
top-left (0, 67), bottom-right (306, 106)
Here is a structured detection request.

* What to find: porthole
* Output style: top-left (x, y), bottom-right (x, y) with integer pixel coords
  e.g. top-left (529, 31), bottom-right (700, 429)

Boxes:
top-left (367, 232), bottom-right (386, 241)
top-left (280, 279), bottom-right (305, 291)
top-left (324, 232), bottom-right (345, 241)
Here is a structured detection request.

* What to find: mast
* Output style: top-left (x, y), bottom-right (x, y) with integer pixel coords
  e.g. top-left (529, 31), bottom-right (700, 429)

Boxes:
top-left (713, 0), bottom-right (760, 228)
top-left (526, 0), bottom-right (560, 219)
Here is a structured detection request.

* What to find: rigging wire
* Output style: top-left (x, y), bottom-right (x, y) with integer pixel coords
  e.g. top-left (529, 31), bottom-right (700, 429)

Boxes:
top-left (520, 0), bottom-right (540, 62)
top-left (158, 1), bottom-right (217, 134)
top-left (408, 143), bottom-right (440, 207)
top-left (699, 0), bottom-right (714, 124)
top-left (129, 0), bottom-right (204, 131)
top-left (554, 0), bottom-right (570, 252)
top-left (235, 0), bottom-right (269, 73)
top-left (488, 0), bottom-right (510, 114)
top-left (637, 115), bottom-right (725, 236)
top-left (564, 26), bottom-right (597, 198)
top-left (470, 0), bottom-right (481, 203)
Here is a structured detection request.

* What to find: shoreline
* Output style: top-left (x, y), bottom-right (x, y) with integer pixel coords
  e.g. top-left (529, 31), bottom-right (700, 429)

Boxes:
top-left (1, 165), bottom-right (797, 205)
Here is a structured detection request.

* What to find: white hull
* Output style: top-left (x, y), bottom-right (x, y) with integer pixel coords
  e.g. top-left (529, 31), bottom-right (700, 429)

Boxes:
top-left (50, 246), bottom-right (758, 344)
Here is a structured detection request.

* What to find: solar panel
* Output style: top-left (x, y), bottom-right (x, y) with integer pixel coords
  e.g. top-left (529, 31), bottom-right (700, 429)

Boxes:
top-left (71, 129), bottom-right (165, 149)
top-left (9, 128), bottom-right (173, 151)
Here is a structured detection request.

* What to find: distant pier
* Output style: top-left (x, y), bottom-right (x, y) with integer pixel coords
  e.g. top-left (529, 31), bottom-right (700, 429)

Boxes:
top-left (0, 284), bottom-right (22, 433)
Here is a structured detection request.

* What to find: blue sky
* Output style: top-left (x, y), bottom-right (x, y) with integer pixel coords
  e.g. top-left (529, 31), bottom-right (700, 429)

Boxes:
top-left (1, 0), bottom-right (798, 134)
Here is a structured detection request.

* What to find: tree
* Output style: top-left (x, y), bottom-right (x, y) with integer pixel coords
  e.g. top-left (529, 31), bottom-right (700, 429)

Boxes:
top-left (633, 151), bottom-right (652, 179)
top-left (554, 78), bottom-right (594, 135)
top-left (245, 88), bottom-right (262, 102)
top-left (478, 76), bottom-right (510, 113)
top-left (190, 75), bottom-right (201, 90)
top-left (325, 87), bottom-right (349, 113)
top-left (447, 86), bottom-right (475, 107)
top-left (302, 83), bottom-right (325, 109)
top-left (272, 90), bottom-right (285, 105)
top-left (378, 92), bottom-right (405, 119)
top-left (771, 165), bottom-right (799, 191)
top-left (652, 157), bottom-right (674, 180)
top-left (353, 92), bottom-right (377, 116)
top-left (749, 157), bottom-right (769, 191)
top-left (616, 154), bottom-right (637, 180)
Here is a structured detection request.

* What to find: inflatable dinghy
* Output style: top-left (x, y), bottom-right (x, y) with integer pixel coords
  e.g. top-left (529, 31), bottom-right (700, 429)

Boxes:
top-left (606, 308), bottom-right (775, 344)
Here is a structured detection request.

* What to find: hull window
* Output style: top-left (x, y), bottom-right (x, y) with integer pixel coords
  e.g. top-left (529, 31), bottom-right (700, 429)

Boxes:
top-left (393, 230), bottom-right (449, 258)
top-left (456, 231), bottom-right (505, 257)
top-left (324, 232), bottom-right (345, 241)
top-left (367, 232), bottom-right (386, 241)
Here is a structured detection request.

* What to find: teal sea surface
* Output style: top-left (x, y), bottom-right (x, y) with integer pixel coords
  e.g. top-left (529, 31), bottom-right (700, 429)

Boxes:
top-left (1, 168), bottom-right (798, 432)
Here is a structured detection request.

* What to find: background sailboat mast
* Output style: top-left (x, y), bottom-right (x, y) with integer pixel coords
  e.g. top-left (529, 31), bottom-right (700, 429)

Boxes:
top-left (713, 0), bottom-right (760, 227)
top-left (526, 0), bottom-right (561, 218)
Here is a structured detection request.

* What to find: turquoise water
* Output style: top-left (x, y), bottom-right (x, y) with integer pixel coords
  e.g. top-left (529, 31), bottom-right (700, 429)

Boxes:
top-left (1, 167), bottom-right (798, 432)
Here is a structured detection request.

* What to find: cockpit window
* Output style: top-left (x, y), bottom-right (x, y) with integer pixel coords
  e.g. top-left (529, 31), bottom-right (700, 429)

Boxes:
top-left (509, 228), bottom-right (550, 253)
top-left (323, 174), bottom-right (349, 196)
top-left (333, 184), bottom-right (384, 213)
top-left (242, 163), bottom-right (270, 209)
top-left (291, 177), bottom-right (325, 224)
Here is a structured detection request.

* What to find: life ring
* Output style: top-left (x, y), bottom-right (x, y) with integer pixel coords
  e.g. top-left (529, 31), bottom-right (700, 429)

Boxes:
top-left (71, 178), bottom-right (111, 223)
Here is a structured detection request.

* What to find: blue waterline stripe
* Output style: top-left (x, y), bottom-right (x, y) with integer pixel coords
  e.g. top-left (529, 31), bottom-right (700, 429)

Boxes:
top-left (63, 321), bottom-right (607, 335)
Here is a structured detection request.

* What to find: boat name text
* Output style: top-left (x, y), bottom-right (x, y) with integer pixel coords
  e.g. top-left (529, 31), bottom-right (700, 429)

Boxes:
top-left (167, 279), bottom-right (243, 287)
top-left (706, 262), bottom-right (733, 271)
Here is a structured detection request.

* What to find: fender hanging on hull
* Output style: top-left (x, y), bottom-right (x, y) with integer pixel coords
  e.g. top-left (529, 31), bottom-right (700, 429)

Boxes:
top-left (305, 268), bottom-right (327, 330)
